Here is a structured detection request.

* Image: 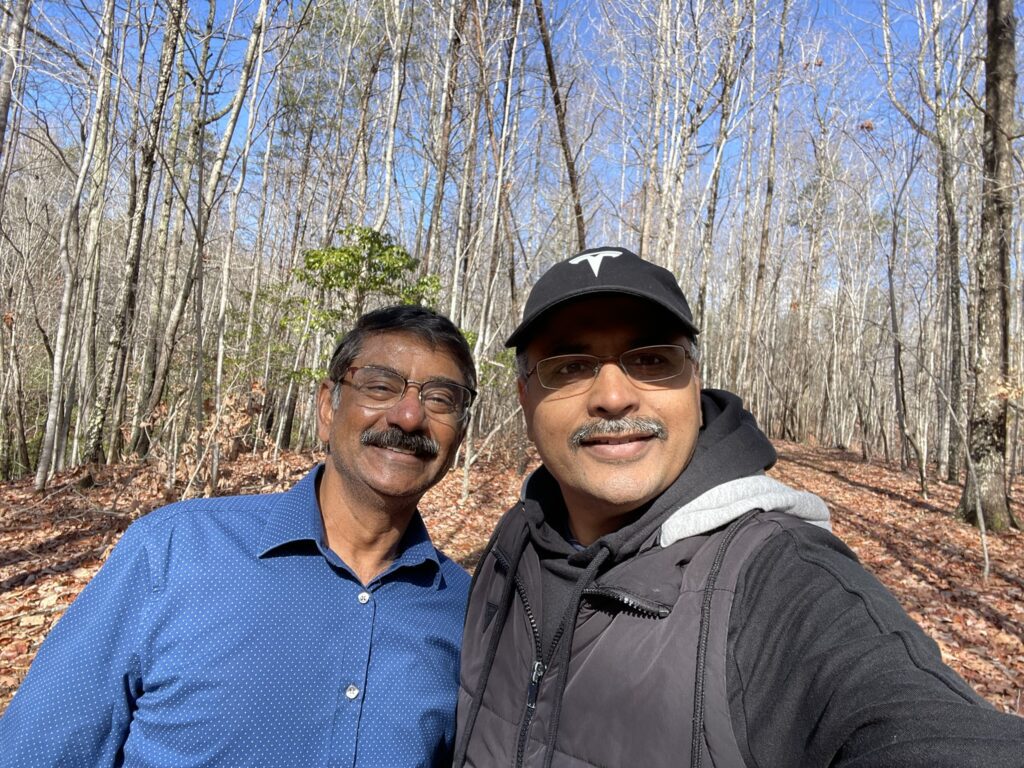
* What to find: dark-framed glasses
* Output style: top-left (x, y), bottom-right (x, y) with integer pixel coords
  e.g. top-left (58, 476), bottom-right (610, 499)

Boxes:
top-left (526, 344), bottom-right (694, 393)
top-left (342, 365), bottom-right (475, 421)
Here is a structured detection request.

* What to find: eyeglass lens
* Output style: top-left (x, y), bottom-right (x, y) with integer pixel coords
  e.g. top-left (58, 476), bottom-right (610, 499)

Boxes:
top-left (535, 345), bottom-right (689, 391)
top-left (349, 366), bottom-right (471, 416)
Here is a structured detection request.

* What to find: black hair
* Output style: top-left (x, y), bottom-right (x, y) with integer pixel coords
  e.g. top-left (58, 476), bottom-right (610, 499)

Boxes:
top-left (327, 305), bottom-right (477, 394)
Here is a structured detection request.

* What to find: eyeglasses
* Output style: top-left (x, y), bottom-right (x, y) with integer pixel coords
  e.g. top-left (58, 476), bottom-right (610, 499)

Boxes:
top-left (341, 365), bottom-right (476, 421)
top-left (525, 344), bottom-right (694, 393)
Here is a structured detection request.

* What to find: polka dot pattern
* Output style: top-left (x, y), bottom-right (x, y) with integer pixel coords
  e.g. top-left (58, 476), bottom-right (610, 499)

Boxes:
top-left (0, 465), bottom-right (470, 767)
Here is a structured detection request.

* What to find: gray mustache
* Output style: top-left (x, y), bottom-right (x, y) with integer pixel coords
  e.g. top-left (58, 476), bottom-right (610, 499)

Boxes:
top-left (570, 417), bottom-right (668, 449)
top-left (361, 427), bottom-right (440, 457)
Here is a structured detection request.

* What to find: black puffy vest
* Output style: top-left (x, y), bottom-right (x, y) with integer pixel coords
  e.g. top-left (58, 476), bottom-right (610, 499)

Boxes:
top-left (455, 509), bottom-right (796, 768)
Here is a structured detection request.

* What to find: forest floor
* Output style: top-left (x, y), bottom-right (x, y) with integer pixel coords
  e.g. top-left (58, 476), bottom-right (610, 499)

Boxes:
top-left (0, 441), bottom-right (1021, 715)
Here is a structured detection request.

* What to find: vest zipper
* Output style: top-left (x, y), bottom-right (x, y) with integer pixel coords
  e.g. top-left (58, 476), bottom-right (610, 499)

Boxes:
top-left (513, 579), bottom-right (543, 767)
top-left (493, 548), bottom-right (545, 768)
top-left (581, 585), bottom-right (672, 618)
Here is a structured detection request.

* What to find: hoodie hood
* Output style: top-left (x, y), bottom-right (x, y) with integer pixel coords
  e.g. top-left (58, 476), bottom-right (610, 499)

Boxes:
top-left (521, 389), bottom-right (797, 564)
top-left (658, 475), bottom-right (831, 545)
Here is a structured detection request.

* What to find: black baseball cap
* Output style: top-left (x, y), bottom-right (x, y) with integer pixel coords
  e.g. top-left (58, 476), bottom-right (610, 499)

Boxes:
top-left (505, 246), bottom-right (700, 348)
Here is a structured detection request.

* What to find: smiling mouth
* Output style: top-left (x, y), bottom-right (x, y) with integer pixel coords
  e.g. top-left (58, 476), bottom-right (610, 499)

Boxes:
top-left (570, 417), bottom-right (668, 450)
top-left (581, 433), bottom-right (655, 446)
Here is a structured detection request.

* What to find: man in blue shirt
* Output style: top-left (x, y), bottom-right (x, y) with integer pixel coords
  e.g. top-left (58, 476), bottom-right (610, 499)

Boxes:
top-left (1, 305), bottom-right (476, 767)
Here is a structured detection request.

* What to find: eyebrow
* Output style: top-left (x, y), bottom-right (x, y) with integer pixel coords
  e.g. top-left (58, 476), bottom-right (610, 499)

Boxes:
top-left (357, 363), bottom-right (465, 388)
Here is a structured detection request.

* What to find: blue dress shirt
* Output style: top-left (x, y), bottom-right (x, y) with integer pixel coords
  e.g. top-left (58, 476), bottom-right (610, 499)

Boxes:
top-left (0, 465), bottom-right (470, 767)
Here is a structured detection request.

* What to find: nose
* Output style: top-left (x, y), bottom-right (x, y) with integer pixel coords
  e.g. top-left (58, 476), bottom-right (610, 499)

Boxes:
top-left (585, 360), bottom-right (640, 418)
top-left (385, 384), bottom-right (430, 431)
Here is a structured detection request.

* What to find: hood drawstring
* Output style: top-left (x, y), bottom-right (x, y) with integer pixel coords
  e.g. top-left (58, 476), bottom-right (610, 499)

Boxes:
top-left (540, 543), bottom-right (612, 768)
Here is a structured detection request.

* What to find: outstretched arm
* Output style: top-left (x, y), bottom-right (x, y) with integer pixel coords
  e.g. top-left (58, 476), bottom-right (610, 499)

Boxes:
top-left (728, 523), bottom-right (1024, 768)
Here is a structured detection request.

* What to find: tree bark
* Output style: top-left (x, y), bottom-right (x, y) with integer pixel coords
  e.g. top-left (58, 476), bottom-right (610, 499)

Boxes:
top-left (957, 0), bottom-right (1015, 532)
top-left (85, 0), bottom-right (184, 464)
top-left (34, 0), bottom-right (117, 489)
top-left (532, 0), bottom-right (585, 251)
top-left (0, 0), bottom-right (31, 170)
top-left (423, 0), bottom-right (469, 276)
top-left (744, 0), bottom-right (788, 397)
top-left (372, 0), bottom-right (413, 232)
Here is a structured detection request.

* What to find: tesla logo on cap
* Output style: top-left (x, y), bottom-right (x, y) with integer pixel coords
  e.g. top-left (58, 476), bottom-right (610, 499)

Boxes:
top-left (569, 249), bottom-right (622, 277)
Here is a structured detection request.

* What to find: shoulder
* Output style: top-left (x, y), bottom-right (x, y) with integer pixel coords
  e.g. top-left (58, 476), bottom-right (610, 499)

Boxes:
top-left (463, 502), bottom-right (530, 599)
top-left (739, 515), bottom-right (902, 622)
top-left (728, 516), bottom-right (987, 718)
top-left (434, 549), bottom-right (472, 595)
top-left (734, 517), bottom-right (908, 633)
top-left (728, 516), bottom-right (1024, 764)
top-left (117, 490), bottom-right (288, 583)
top-left (131, 490), bottom-right (285, 539)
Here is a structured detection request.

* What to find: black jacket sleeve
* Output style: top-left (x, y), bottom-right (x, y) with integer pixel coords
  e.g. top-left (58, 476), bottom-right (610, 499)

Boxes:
top-left (727, 522), bottom-right (1024, 768)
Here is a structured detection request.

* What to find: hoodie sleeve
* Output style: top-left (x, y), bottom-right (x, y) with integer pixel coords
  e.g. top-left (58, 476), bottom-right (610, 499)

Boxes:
top-left (726, 522), bottom-right (1024, 768)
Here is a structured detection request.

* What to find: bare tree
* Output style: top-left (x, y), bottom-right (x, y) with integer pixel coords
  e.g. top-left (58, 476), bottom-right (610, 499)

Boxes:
top-left (532, 0), bottom-right (586, 250)
top-left (0, 0), bottom-right (31, 170)
top-left (881, 0), bottom-right (973, 482)
top-left (34, 0), bottom-right (118, 488)
top-left (957, 0), bottom-right (1016, 532)
top-left (84, 0), bottom-right (185, 465)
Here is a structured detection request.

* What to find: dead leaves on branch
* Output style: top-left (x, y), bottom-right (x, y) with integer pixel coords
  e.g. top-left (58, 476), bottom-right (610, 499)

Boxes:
top-left (1, 442), bottom-right (1021, 715)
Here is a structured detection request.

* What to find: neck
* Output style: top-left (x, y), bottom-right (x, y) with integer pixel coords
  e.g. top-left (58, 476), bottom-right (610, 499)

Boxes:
top-left (316, 469), bottom-right (419, 585)
top-left (565, 506), bottom-right (641, 547)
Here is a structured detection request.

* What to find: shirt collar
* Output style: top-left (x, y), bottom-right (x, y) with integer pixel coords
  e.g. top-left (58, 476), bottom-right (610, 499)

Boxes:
top-left (257, 464), bottom-right (441, 575)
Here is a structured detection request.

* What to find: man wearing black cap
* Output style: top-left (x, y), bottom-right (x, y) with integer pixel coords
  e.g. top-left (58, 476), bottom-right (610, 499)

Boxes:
top-left (454, 247), bottom-right (1023, 767)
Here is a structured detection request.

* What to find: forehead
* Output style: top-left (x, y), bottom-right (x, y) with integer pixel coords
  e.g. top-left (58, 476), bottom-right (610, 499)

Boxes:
top-left (354, 331), bottom-right (465, 380)
top-left (524, 295), bottom-right (690, 358)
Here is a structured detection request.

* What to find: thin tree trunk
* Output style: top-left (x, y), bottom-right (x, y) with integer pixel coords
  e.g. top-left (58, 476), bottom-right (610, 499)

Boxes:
top-left (212, 2), bottom-right (268, 488)
top-left (532, 0), bottom-right (585, 251)
top-left (85, 0), bottom-right (184, 464)
top-left (746, 0), bottom-right (788, 398)
top-left (0, 0), bottom-right (31, 170)
top-left (1, 300), bottom-right (30, 473)
top-left (130, 37), bottom-right (188, 455)
top-left (423, 0), bottom-right (469, 276)
top-left (373, 0), bottom-right (413, 232)
top-left (34, 0), bottom-right (117, 488)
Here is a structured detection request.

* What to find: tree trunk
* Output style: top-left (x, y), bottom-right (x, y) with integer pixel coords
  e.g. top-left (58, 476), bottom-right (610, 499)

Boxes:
top-left (745, 0), bottom-right (788, 400)
top-left (212, 2), bottom-right (268, 488)
top-left (423, 0), bottom-right (469, 276)
top-left (130, 38), bottom-right (188, 456)
top-left (938, 140), bottom-right (964, 483)
top-left (85, 0), bottom-right (184, 463)
top-left (372, 0), bottom-right (413, 232)
top-left (532, 0), bottom-right (585, 251)
top-left (34, 0), bottom-right (117, 489)
top-left (0, 0), bottom-right (31, 170)
top-left (957, 0), bottom-right (1015, 532)
top-left (1, 302), bottom-right (31, 474)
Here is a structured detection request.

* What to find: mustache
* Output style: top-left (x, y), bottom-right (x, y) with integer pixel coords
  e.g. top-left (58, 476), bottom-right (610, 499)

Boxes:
top-left (360, 427), bottom-right (440, 457)
top-left (569, 417), bottom-right (668, 449)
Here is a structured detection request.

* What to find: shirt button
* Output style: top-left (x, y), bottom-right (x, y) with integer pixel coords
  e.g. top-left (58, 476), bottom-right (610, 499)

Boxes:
top-left (345, 684), bottom-right (360, 700)
top-left (358, 591), bottom-right (371, 604)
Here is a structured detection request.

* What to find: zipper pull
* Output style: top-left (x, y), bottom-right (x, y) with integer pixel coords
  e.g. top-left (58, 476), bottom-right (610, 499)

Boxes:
top-left (526, 660), bottom-right (545, 710)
